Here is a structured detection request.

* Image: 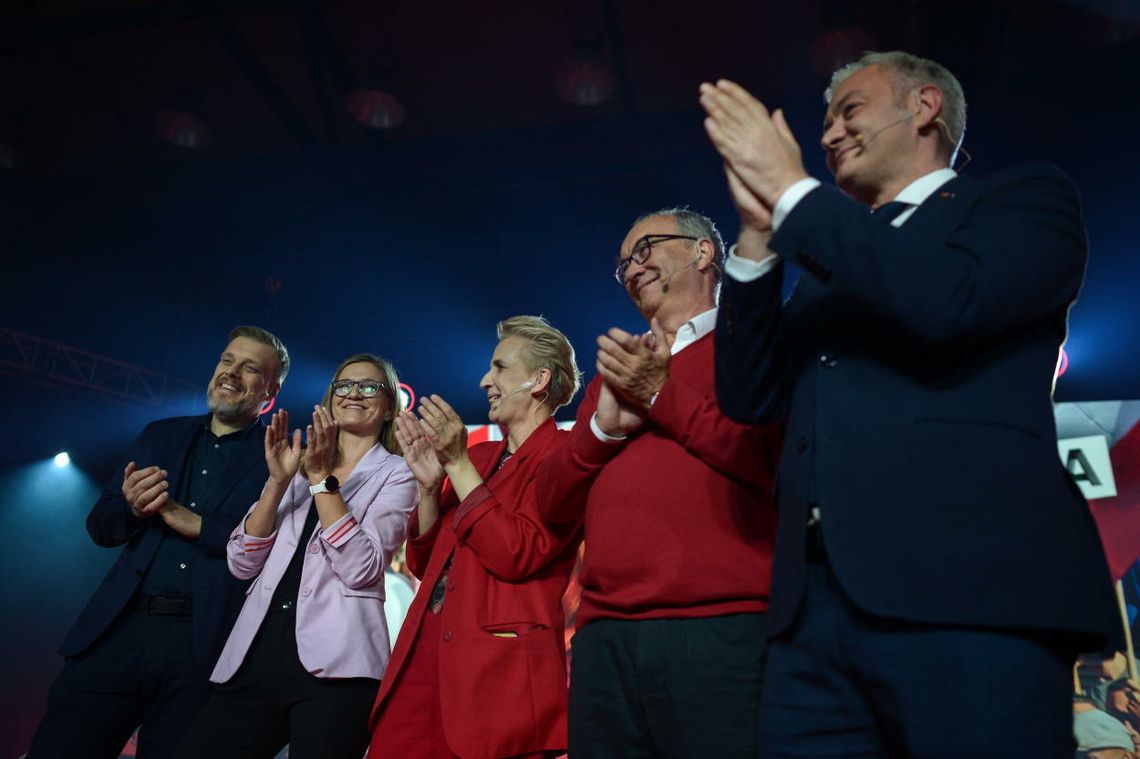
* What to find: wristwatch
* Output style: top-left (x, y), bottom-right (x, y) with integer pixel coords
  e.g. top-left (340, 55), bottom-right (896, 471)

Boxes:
top-left (309, 475), bottom-right (340, 496)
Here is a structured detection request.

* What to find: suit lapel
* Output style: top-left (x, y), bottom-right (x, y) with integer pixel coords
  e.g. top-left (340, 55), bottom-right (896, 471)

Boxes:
top-left (900, 174), bottom-right (974, 235)
top-left (336, 442), bottom-right (387, 504)
top-left (478, 436), bottom-right (510, 479)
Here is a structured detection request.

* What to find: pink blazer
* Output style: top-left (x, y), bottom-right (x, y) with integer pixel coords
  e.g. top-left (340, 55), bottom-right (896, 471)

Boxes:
top-left (211, 442), bottom-right (417, 682)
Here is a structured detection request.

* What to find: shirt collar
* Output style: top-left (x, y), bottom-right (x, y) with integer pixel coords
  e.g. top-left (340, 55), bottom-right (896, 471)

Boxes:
top-left (892, 167), bottom-right (957, 207)
top-left (671, 307), bottom-right (717, 355)
top-left (202, 413), bottom-right (263, 442)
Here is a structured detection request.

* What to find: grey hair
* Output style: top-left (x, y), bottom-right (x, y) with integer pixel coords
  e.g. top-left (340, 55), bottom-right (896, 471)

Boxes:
top-left (825, 51), bottom-right (966, 165)
top-left (632, 206), bottom-right (726, 284)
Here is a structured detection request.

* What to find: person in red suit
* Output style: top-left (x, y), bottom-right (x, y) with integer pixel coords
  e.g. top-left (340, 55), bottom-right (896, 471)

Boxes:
top-left (367, 315), bottom-right (584, 759)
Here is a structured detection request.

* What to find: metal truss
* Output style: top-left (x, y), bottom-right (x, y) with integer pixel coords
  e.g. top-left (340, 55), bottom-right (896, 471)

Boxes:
top-left (0, 328), bottom-right (195, 407)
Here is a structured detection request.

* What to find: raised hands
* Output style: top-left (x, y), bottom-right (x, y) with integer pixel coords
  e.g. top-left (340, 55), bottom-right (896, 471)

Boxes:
top-left (699, 79), bottom-right (808, 216)
top-left (406, 394), bottom-right (484, 509)
top-left (303, 404), bottom-right (338, 483)
top-left (596, 319), bottom-right (670, 410)
top-left (416, 395), bottom-right (469, 469)
top-left (394, 411), bottom-right (445, 493)
top-left (595, 380), bottom-right (645, 438)
top-left (264, 409), bottom-right (303, 484)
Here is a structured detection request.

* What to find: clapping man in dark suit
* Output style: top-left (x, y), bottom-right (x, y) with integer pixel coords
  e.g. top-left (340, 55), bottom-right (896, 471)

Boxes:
top-left (700, 50), bottom-right (1117, 756)
top-left (28, 325), bottom-right (289, 759)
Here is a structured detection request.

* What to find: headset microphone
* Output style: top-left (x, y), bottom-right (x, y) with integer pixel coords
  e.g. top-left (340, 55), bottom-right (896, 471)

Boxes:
top-left (659, 250), bottom-right (703, 293)
top-left (500, 377), bottom-right (538, 400)
top-left (852, 111), bottom-right (916, 146)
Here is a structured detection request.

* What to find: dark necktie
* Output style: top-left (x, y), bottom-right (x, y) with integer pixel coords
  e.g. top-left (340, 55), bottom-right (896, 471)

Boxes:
top-left (871, 200), bottom-right (910, 225)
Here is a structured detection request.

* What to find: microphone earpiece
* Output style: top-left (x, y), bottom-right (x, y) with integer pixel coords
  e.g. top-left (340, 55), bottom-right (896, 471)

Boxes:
top-left (849, 111), bottom-right (915, 149)
top-left (659, 250), bottom-right (702, 292)
top-left (502, 377), bottom-right (539, 399)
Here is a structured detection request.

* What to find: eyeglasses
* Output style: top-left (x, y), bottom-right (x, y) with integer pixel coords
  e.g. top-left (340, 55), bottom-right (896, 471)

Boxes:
top-left (331, 379), bottom-right (389, 398)
top-left (614, 234), bottom-right (699, 284)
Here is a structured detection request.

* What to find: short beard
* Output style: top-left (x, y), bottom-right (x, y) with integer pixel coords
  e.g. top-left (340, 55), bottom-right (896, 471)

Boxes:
top-left (206, 387), bottom-right (262, 426)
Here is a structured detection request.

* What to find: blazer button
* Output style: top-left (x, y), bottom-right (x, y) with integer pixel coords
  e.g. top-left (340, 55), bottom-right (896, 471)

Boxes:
top-left (442, 630), bottom-right (453, 642)
top-left (309, 543), bottom-right (320, 554)
top-left (795, 436), bottom-right (808, 454)
top-left (301, 586), bottom-right (312, 597)
top-left (446, 580), bottom-right (456, 591)
top-left (818, 354), bottom-right (837, 368)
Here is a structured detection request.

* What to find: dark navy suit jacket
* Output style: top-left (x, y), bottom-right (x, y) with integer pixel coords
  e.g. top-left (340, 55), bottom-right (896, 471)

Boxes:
top-left (59, 414), bottom-right (268, 677)
top-left (716, 164), bottom-right (1116, 646)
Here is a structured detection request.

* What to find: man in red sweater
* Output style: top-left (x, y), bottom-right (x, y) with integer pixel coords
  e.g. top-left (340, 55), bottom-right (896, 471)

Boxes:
top-left (537, 207), bottom-right (783, 757)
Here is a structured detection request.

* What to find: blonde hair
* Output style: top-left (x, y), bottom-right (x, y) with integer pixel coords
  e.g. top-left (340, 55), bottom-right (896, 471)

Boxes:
top-left (496, 316), bottom-right (582, 412)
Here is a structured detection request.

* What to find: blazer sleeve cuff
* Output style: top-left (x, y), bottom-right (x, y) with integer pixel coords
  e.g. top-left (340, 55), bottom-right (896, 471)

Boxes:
top-left (451, 483), bottom-right (494, 535)
top-left (408, 508), bottom-right (441, 543)
top-left (235, 530), bottom-right (276, 555)
top-left (320, 512), bottom-right (360, 548)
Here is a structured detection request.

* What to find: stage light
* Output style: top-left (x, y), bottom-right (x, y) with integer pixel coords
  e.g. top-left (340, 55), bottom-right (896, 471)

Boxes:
top-left (554, 24), bottom-right (616, 106)
top-left (155, 108), bottom-right (213, 149)
top-left (347, 89), bottom-right (406, 129)
top-left (54, 452), bottom-right (70, 468)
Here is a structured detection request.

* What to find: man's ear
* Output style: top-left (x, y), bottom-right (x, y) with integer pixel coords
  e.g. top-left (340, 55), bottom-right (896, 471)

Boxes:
top-left (912, 84), bottom-right (944, 131)
top-left (695, 238), bottom-right (717, 272)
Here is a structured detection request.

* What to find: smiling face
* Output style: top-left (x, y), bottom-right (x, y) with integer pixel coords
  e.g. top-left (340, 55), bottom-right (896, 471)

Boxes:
top-left (618, 214), bottom-right (704, 321)
top-left (821, 64), bottom-right (919, 204)
top-left (330, 361), bottom-right (392, 438)
top-left (206, 336), bottom-right (281, 426)
top-left (480, 335), bottom-right (538, 427)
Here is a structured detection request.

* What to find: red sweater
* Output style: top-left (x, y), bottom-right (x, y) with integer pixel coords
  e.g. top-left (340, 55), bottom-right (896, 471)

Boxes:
top-left (538, 332), bottom-right (782, 629)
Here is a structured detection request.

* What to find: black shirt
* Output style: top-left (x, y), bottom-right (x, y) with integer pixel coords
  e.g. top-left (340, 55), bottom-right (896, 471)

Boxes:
top-left (267, 498), bottom-right (321, 614)
top-left (139, 417), bottom-right (261, 598)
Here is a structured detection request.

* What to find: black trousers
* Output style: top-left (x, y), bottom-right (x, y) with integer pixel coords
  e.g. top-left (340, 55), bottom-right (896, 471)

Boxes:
top-left (760, 559), bottom-right (1078, 758)
top-left (569, 614), bottom-right (767, 759)
top-left (177, 611), bottom-right (378, 759)
top-left (28, 610), bottom-right (204, 759)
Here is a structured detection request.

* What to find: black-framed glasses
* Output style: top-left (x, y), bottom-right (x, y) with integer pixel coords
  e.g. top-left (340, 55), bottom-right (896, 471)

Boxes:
top-left (614, 234), bottom-right (699, 284)
top-left (331, 379), bottom-right (389, 398)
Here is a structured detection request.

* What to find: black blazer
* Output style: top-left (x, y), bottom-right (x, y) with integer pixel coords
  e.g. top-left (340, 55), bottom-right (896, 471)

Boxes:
top-left (716, 164), bottom-right (1116, 646)
top-left (59, 414), bottom-right (268, 676)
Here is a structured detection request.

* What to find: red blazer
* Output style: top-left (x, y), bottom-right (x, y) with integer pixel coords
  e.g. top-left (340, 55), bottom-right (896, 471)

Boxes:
top-left (369, 418), bottom-right (582, 759)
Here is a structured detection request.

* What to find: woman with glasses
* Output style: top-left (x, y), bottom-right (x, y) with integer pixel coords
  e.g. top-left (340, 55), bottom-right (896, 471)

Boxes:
top-left (367, 315), bottom-right (584, 759)
top-left (178, 354), bottom-right (418, 759)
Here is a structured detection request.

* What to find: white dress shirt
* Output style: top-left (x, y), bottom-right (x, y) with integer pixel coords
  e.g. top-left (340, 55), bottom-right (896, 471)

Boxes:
top-left (725, 168), bottom-right (958, 283)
